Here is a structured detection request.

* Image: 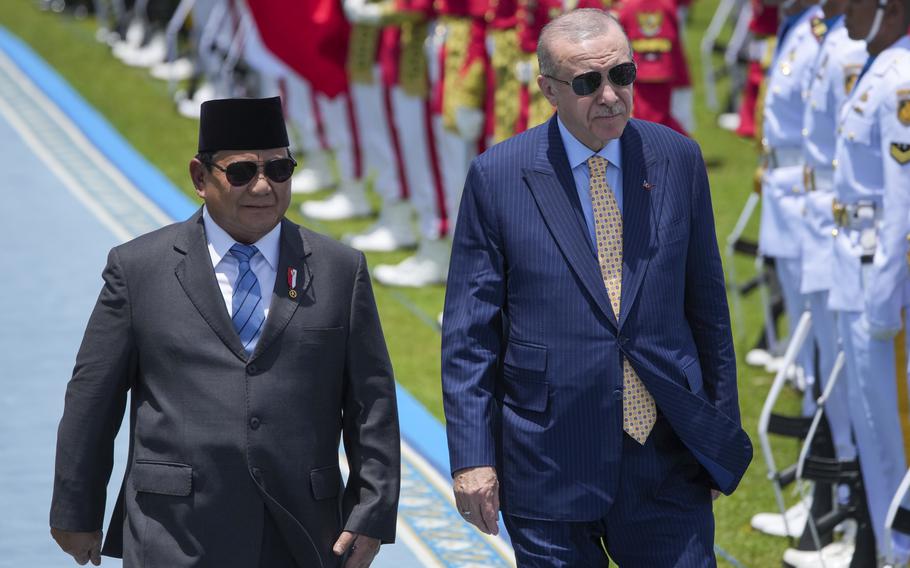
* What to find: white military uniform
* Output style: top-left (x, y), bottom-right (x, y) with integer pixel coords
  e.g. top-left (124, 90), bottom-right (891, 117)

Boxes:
top-left (800, 14), bottom-right (866, 464)
top-left (830, 34), bottom-right (910, 562)
top-left (758, 7), bottom-right (822, 407)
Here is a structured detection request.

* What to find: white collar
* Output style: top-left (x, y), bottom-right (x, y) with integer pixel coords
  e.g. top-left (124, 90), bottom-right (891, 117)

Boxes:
top-left (202, 206), bottom-right (281, 270)
top-left (557, 115), bottom-right (622, 171)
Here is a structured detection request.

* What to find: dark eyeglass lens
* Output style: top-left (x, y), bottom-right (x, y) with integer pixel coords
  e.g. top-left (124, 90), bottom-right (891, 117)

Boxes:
top-left (224, 162), bottom-right (259, 185)
top-left (570, 63), bottom-right (636, 95)
top-left (223, 159), bottom-right (296, 185)
top-left (609, 63), bottom-right (637, 87)
top-left (571, 71), bottom-right (602, 96)
top-left (264, 158), bottom-right (295, 182)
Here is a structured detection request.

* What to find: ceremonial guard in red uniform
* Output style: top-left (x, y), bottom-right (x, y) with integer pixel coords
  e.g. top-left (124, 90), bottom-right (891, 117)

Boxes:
top-left (617, 0), bottom-right (690, 135)
top-left (374, 0), bottom-right (489, 287)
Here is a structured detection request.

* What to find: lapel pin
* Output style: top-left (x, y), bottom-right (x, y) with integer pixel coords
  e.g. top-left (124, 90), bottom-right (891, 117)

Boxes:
top-left (642, 180), bottom-right (654, 190)
top-left (288, 267), bottom-right (298, 299)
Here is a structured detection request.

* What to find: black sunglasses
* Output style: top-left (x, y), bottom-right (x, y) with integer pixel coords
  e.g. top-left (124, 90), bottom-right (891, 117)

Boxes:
top-left (204, 157), bottom-right (298, 186)
top-left (545, 62), bottom-right (637, 96)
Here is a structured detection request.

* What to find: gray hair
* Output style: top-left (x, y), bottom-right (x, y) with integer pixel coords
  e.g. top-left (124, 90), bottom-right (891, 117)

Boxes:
top-left (537, 9), bottom-right (632, 77)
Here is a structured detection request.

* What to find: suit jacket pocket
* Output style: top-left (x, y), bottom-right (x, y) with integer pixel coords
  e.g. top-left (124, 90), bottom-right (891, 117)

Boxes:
top-left (502, 341), bottom-right (549, 412)
top-left (310, 465), bottom-right (342, 500)
top-left (503, 378), bottom-right (549, 412)
top-left (503, 340), bottom-right (547, 373)
top-left (299, 326), bottom-right (344, 345)
top-left (132, 461), bottom-right (193, 496)
top-left (682, 360), bottom-right (703, 394)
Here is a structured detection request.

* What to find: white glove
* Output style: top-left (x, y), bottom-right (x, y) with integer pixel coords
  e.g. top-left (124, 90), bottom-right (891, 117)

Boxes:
top-left (343, 0), bottom-right (384, 25)
top-left (455, 107), bottom-right (485, 142)
top-left (861, 314), bottom-right (901, 342)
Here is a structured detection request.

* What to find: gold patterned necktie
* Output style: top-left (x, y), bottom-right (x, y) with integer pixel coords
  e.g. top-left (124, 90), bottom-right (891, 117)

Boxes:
top-left (587, 155), bottom-right (657, 444)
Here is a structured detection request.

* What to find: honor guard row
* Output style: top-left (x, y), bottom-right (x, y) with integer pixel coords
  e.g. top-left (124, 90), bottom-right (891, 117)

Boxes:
top-left (59, 0), bottom-right (697, 290)
top-left (745, 0), bottom-right (910, 565)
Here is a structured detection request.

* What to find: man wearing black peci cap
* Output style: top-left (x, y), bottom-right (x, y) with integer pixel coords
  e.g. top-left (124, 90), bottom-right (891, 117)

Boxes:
top-left (49, 97), bottom-right (400, 568)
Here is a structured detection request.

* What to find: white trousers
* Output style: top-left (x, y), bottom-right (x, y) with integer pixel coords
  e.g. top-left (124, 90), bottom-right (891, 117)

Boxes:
top-left (351, 68), bottom-right (403, 200)
top-left (838, 309), bottom-right (910, 560)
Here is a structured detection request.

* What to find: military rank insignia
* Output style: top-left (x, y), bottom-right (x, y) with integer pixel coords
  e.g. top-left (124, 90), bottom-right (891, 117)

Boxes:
top-left (810, 17), bottom-right (827, 42)
top-left (898, 90), bottom-right (910, 126)
top-left (891, 143), bottom-right (910, 165)
top-left (636, 12), bottom-right (662, 37)
top-left (844, 65), bottom-right (862, 95)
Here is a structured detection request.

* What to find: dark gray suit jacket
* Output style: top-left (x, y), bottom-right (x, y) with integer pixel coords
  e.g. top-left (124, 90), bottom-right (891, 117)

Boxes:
top-left (50, 209), bottom-right (400, 567)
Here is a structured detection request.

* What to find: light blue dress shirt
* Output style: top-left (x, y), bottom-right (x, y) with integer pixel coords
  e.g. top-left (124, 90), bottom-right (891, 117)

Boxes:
top-left (556, 116), bottom-right (624, 247)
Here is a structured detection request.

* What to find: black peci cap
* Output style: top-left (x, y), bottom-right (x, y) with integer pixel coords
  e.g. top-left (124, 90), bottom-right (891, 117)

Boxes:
top-left (197, 96), bottom-right (289, 153)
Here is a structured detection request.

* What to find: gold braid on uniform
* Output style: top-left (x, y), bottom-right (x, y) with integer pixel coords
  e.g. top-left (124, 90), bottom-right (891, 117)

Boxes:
top-left (527, 55), bottom-right (555, 129)
top-left (441, 17), bottom-right (486, 131)
top-left (490, 28), bottom-right (522, 142)
top-left (348, 24), bottom-right (382, 84)
top-left (399, 20), bottom-right (430, 98)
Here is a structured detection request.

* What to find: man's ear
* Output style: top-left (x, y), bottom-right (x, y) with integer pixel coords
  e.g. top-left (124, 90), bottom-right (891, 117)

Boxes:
top-left (189, 159), bottom-right (207, 198)
top-left (537, 75), bottom-right (558, 107)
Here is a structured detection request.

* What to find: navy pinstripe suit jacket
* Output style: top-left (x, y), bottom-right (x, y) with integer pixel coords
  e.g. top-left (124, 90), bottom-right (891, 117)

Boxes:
top-left (441, 116), bottom-right (753, 521)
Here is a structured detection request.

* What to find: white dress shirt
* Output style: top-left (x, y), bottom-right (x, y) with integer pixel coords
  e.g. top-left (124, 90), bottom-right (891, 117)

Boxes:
top-left (556, 116), bottom-right (624, 248)
top-left (202, 206), bottom-right (281, 352)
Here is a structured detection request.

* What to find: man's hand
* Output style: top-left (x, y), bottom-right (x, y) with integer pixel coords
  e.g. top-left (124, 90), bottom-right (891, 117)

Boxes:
top-left (453, 466), bottom-right (500, 535)
top-left (50, 528), bottom-right (102, 565)
top-left (333, 531), bottom-right (380, 568)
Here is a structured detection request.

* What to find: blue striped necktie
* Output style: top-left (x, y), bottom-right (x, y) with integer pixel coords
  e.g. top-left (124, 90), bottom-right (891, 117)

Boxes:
top-left (229, 244), bottom-right (265, 354)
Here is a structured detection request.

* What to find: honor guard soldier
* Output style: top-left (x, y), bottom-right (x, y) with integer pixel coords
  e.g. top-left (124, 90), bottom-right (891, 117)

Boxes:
top-left (373, 0), bottom-right (488, 286)
top-left (736, 0), bottom-right (778, 139)
top-left (756, 0), bottom-right (823, 400)
top-left (302, 0), bottom-right (399, 222)
top-left (483, 0), bottom-right (562, 145)
top-left (339, 0), bottom-right (428, 249)
top-left (778, 4), bottom-right (867, 564)
top-left (617, 0), bottom-right (690, 134)
top-left (828, 0), bottom-right (910, 563)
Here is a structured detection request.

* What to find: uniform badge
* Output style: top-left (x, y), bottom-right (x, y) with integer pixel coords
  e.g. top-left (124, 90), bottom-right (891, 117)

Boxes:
top-left (891, 143), bottom-right (910, 165)
top-left (636, 12), bottom-right (663, 38)
top-left (898, 90), bottom-right (910, 126)
top-left (843, 65), bottom-right (862, 95)
top-left (810, 17), bottom-right (827, 42)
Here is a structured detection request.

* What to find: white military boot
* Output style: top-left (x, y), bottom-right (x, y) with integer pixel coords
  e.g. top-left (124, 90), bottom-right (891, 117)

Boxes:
top-left (151, 57), bottom-right (195, 81)
top-left (782, 541), bottom-right (855, 568)
top-left (292, 149), bottom-right (337, 194)
top-left (300, 179), bottom-right (372, 220)
top-left (373, 237), bottom-right (450, 287)
top-left (176, 82), bottom-right (216, 119)
top-left (751, 497), bottom-right (811, 538)
top-left (120, 32), bottom-right (167, 68)
top-left (344, 201), bottom-right (417, 252)
top-left (110, 18), bottom-right (145, 56)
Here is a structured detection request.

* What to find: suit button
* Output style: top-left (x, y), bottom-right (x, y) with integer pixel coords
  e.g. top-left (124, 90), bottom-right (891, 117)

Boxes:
top-left (613, 388), bottom-right (623, 400)
top-left (249, 417), bottom-right (261, 430)
top-left (247, 364), bottom-right (258, 374)
top-left (620, 336), bottom-right (630, 345)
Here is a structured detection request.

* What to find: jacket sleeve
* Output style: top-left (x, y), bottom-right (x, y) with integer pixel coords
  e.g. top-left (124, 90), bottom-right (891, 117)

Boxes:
top-left (865, 79), bottom-right (910, 337)
top-left (341, 252), bottom-right (401, 543)
top-left (683, 144), bottom-right (741, 425)
top-left (50, 247), bottom-right (134, 532)
top-left (440, 159), bottom-right (505, 475)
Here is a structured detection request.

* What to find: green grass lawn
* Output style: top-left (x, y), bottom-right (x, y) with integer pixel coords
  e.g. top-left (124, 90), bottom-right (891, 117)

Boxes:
top-left (1, 2), bottom-right (808, 565)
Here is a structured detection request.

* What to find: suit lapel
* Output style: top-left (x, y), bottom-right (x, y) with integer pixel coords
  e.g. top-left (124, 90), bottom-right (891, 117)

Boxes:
top-left (618, 122), bottom-right (667, 329)
top-left (174, 210), bottom-right (248, 361)
top-left (250, 219), bottom-right (312, 361)
top-left (523, 117), bottom-right (618, 329)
